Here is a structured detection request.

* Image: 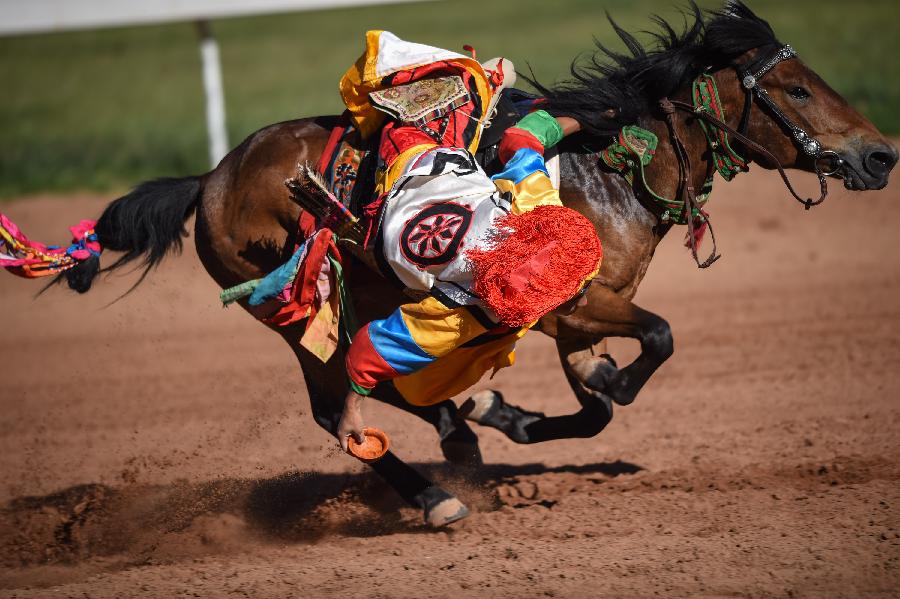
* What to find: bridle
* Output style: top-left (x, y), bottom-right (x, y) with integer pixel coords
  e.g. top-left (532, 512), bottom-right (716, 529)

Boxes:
top-left (660, 43), bottom-right (846, 267)
top-left (737, 44), bottom-right (844, 182)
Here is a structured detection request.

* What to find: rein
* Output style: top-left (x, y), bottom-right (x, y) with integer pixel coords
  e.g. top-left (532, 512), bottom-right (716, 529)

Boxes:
top-left (658, 99), bottom-right (721, 268)
top-left (657, 43), bottom-right (844, 268)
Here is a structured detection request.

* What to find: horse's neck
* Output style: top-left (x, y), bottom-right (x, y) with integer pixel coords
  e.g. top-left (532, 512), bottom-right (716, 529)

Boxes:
top-left (638, 108), bottom-right (717, 203)
top-left (556, 99), bottom-right (720, 297)
top-left (558, 150), bottom-right (664, 297)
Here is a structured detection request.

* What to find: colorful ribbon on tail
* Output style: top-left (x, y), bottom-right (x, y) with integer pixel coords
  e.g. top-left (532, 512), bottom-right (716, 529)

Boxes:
top-left (0, 213), bottom-right (101, 278)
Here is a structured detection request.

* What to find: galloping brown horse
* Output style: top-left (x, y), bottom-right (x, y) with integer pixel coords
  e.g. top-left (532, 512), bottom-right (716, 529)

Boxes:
top-left (61, 3), bottom-right (896, 525)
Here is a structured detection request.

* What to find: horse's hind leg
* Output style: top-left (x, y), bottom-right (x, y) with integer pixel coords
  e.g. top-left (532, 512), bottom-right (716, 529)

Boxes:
top-left (459, 352), bottom-right (614, 444)
top-left (287, 330), bottom-right (470, 527)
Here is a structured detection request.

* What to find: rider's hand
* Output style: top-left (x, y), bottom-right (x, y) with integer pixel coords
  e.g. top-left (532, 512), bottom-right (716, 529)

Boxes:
top-left (556, 116), bottom-right (582, 137)
top-left (337, 390), bottom-right (367, 453)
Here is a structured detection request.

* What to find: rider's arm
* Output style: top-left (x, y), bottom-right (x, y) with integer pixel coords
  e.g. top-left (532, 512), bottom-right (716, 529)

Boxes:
top-left (492, 110), bottom-right (579, 214)
top-left (344, 296), bottom-right (489, 396)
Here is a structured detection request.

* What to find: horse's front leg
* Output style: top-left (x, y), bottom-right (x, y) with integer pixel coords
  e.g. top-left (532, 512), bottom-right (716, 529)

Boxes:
top-left (459, 332), bottom-right (618, 443)
top-left (461, 284), bottom-right (673, 442)
top-left (554, 283), bottom-right (674, 406)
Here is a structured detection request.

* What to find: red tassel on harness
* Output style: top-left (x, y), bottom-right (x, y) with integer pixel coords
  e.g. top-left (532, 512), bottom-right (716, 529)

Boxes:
top-left (684, 209), bottom-right (710, 250)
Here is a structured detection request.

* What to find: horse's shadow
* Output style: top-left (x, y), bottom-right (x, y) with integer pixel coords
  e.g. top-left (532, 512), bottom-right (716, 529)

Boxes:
top-left (1, 460), bottom-right (642, 568)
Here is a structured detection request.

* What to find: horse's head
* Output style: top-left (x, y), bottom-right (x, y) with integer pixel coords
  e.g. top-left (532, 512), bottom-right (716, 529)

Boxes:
top-left (709, 4), bottom-right (897, 191)
top-left (533, 1), bottom-right (896, 193)
top-left (718, 47), bottom-right (897, 191)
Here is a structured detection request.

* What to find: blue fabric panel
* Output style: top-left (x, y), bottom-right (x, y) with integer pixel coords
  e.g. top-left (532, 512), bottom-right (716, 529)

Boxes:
top-left (367, 309), bottom-right (435, 374)
top-left (247, 244), bottom-right (306, 306)
top-left (491, 148), bottom-right (549, 185)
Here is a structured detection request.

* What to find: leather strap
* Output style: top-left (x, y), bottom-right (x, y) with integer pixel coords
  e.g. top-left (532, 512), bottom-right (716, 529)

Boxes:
top-left (658, 98), bottom-right (721, 268)
top-left (666, 97), bottom-right (828, 210)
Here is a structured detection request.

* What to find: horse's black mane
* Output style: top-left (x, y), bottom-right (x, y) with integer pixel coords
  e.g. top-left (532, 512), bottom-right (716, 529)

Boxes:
top-left (528, 1), bottom-right (782, 137)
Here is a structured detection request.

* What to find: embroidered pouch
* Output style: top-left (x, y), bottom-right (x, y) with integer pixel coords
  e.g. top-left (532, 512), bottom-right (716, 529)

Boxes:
top-left (369, 76), bottom-right (469, 127)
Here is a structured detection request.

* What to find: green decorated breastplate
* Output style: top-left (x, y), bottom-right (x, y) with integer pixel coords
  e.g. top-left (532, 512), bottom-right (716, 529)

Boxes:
top-left (599, 73), bottom-right (748, 225)
top-left (600, 125), bottom-right (712, 225)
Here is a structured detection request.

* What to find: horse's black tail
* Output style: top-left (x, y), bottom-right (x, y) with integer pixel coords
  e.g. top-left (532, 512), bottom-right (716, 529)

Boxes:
top-left (62, 176), bottom-right (202, 294)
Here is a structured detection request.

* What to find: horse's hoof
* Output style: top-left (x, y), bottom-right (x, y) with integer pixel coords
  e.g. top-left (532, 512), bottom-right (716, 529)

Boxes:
top-left (459, 390), bottom-right (501, 424)
top-left (611, 394), bottom-right (634, 406)
top-left (424, 497), bottom-right (470, 527)
top-left (599, 353), bottom-right (618, 368)
top-left (460, 390), bottom-right (542, 444)
top-left (572, 355), bottom-right (619, 394)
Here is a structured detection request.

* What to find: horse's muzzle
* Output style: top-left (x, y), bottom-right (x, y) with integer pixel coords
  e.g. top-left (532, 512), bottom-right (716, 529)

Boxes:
top-left (840, 142), bottom-right (898, 191)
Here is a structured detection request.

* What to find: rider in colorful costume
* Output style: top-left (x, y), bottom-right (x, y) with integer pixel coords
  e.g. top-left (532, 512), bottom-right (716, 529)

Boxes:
top-left (335, 32), bottom-right (603, 450)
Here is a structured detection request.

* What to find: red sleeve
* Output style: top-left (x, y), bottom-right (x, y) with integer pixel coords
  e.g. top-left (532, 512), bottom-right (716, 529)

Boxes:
top-left (498, 127), bottom-right (544, 164)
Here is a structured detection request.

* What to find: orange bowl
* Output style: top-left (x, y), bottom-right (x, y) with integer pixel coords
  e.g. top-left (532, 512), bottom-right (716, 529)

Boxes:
top-left (347, 427), bottom-right (390, 463)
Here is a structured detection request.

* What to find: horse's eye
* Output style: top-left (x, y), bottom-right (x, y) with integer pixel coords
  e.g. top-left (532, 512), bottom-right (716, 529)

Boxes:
top-left (788, 86), bottom-right (811, 100)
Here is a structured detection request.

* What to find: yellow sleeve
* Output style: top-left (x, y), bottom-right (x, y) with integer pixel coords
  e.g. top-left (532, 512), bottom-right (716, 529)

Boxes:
top-left (493, 171), bottom-right (563, 215)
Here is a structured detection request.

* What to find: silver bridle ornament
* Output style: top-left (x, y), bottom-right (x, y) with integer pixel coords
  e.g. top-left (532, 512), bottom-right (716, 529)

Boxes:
top-left (739, 44), bottom-right (844, 176)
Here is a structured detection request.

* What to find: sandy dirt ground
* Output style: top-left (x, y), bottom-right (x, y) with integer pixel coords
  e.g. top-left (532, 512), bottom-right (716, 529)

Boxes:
top-left (0, 167), bottom-right (898, 598)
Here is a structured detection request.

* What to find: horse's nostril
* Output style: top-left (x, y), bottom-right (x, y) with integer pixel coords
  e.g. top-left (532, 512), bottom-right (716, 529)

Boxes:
top-left (864, 147), bottom-right (898, 178)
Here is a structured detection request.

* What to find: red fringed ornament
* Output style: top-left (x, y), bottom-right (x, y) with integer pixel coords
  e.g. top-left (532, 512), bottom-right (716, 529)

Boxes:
top-left (684, 209), bottom-right (710, 250)
top-left (468, 205), bottom-right (603, 326)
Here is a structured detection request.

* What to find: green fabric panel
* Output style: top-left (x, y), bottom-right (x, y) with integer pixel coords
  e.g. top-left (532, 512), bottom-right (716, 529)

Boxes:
top-left (328, 254), bottom-right (358, 346)
top-left (349, 379), bottom-right (374, 396)
top-left (514, 109), bottom-right (564, 150)
top-left (220, 279), bottom-right (261, 306)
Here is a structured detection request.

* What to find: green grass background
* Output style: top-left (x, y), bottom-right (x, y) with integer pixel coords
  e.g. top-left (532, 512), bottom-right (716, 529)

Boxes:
top-left (0, 0), bottom-right (897, 198)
